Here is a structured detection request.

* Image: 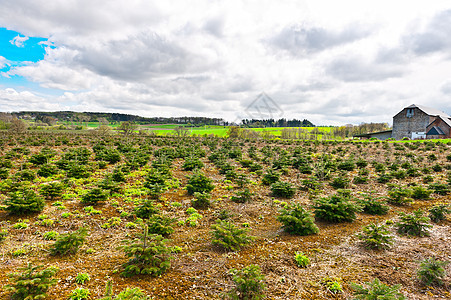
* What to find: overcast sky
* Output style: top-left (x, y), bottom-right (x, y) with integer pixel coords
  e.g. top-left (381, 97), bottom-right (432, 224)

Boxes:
top-left (1, 0), bottom-right (451, 125)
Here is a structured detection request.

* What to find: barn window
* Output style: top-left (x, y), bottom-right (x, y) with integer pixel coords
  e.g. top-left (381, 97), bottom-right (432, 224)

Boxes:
top-left (406, 108), bottom-right (414, 118)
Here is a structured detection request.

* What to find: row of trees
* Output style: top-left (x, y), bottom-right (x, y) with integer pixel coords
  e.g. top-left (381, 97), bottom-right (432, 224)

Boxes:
top-left (241, 118), bottom-right (315, 128)
top-left (13, 111), bottom-right (228, 126)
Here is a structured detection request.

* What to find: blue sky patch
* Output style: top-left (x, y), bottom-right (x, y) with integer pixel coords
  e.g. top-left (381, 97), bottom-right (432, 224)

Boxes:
top-left (0, 27), bottom-right (48, 65)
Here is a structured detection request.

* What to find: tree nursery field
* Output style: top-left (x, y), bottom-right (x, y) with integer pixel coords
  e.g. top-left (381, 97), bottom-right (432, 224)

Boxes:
top-left (0, 132), bottom-right (449, 300)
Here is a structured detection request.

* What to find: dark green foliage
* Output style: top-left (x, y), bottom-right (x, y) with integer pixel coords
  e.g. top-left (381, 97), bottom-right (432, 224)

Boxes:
top-left (391, 169), bottom-right (407, 180)
top-left (5, 263), bottom-right (59, 300)
top-left (134, 199), bottom-right (159, 219)
top-left (227, 265), bottom-right (266, 300)
top-left (337, 159), bottom-right (355, 171)
top-left (406, 167), bottom-right (420, 177)
top-left (396, 209), bottom-right (432, 237)
top-left (353, 176), bottom-right (368, 184)
top-left (376, 173), bottom-right (393, 184)
top-left (121, 226), bottom-right (172, 277)
top-left (96, 147), bottom-right (121, 164)
top-left (330, 174), bottom-right (350, 189)
top-left (356, 158), bottom-right (368, 169)
top-left (417, 257), bottom-right (449, 286)
top-left (231, 188), bottom-right (253, 203)
top-left (261, 169), bottom-right (280, 186)
top-left (0, 228), bottom-right (8, 242)
top-left (428, 204), bottom-right (450, 223)
top-left (277, 203), bottom-right (319, 235)
top-left (386, 185), bottom-right (413, 206)
top-left (15, 169), bottom-right (36, 181)
top-left (447, 154), bottom-right (451, 162)
top-left (29, 148), bottom-right (56, 165)
top-left (191, 192), bottom-right (211, 209)
top-left (147, 214), bottom-right (175, 237)
top-left (112, 167), bottom-right (127, 182)
top-left (357, 195), bottom-right (389, 215)
top-left (67, 163), bottom-right (91, 179)
top-left (358, 223), bottom-right (393, 250)
top-left (186, 171), bottom-right (214, 195)
top-left (0, 167), bottom-right (9, 179)
top-left (98, 175), bottom-right (121, 195)
top-left (211, 220), bottom-right (254, 252)
top-left (270, 181), bottom-right (296, 198)
top-left (428, 183), bottom-right (450, 195)
top-left (81, 187), bottom-right (108, 205)
top-left (144, 168), bottom-right (168, 199)
top-left (410, 186), bottom-right (432, 200)
top-left (182, 157), bottom-right (204, 171)
top-left (350, 278), bottom-right (405, 300)
top-left (100, 284), bottom-right (151, 300)
top-left (313, 189), bottom-right (361, 223)
top-left (37, 164), bottom-right (59, 177)
top-left (432, 164), bottom-right (442, 172)
top-left (5, 187), bottom-right (45, 215)
top-left (40, 182), bottom-right (64, 200)
top-left (50, 227), bottom-right (88, 255)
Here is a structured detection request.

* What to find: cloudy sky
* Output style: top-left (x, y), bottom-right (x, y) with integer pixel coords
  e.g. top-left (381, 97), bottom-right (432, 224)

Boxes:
top-left (1, 0), bottom-right (451, 125)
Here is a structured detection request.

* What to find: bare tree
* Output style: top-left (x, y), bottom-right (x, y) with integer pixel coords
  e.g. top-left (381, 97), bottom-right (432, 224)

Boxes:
top-left (117, 121), bottom-right (137, 135)
top-left (173, 126), bottom-right (189, 137)
top-left (9, 117), bottom-right (27, 133)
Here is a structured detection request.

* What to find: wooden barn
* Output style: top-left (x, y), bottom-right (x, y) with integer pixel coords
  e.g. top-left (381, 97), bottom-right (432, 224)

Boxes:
top-left (392, 104), bottom-right (451, 140)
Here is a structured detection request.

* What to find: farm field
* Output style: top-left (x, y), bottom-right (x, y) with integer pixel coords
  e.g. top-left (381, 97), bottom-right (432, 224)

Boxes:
top-left (0, 132), bottom-right (450, 299)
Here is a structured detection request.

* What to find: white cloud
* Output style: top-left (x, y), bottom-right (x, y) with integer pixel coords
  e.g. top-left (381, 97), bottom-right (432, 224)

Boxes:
top-left (1, 0), bottom-right (451, 124)
top-left (9, 35), bottom-right (28, 47)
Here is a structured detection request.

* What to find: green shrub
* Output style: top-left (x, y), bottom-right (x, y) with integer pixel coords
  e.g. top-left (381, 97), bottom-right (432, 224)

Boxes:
top-left (4, 263), bottom-right (59, 300)
top-left (211, 220), bottom-right (254, 252)
top-left (226, 265), bottom-right (266, 300)
top-left (428, 204), bottom-right (450, 223)
top-left (330, 174), bottom-right (350, 189)
top-left (43, 230), bottom-right (59, 240)
top-left (4, 187), bottom-right (45, 215)
top-left (121, 226), bottom-right (172, 277)
top-left (386, 185), bottom-right (413, 206)
top-left (68, 287), bottom-right (90, 300)
top-left (147, 214), bottom-right (175, 237)
top-left (376, 173), bottom-right (393, 184)
top-left (15, 169), bottom-right (36, 181)
top-left (417, 257), bottom-right (449, 286)
top-left (357, 195), bottom-right (389, 215)
top-left (294, 252), bottom-right (310, 268)
top-left (396, 210), bottom-right (432, 237)
top-left (100, 281), bottom-right (150, 300)
top-left (134, 199), bottom-right (159, 219)
top-left (428, 183), bottom-right (450, 195)
top-left (186, 171), bottom-right (214, 195)
top-left (81, 188), bottom-right (108, 205)
top-left (0, 228), bottom-right (7, 242)
top-left (353, 176), bottom-right (368, 184)
top-left (75, 273), bottom-right (90, 284)
top-left (182, 157), bottom-right (204, 171)
top-left (231, 188), bottom-right (253, 203)
top-left (37, 164), bottom-right (59, 177)
top-left (410, 186), bottom-right (432, 200)
top-left (191, 192), bottom-right (211, 209)
top-left (358, 223), bottom-right (393, 250)
top-left (313, 190), bottom-right (361, 223)
top-left (270, 181), bottom-right (296, 198)
top-left (350, 278), bottom-right (405, 300)
top-left (277, 203), bottom-right (319, 235)
top-left (50, 227), bottom-right (88, 255)
top-left (321, 277), bottom-right (342, 294)
top-left (40, 182), bottom-right (64, 200)
top-left (67, 163), bottom-right (91, 179)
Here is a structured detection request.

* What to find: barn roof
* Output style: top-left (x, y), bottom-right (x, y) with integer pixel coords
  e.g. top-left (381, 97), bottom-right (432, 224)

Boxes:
top-left (406, 104), bottom-right (450, 118)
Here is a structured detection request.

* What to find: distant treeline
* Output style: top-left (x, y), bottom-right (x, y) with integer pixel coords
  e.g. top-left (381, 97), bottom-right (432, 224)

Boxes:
top-left (12, 111), bottom-right (228, 126)
top-left (333, 122), bottom-right (390, 138)
top-left (241, 118), bottom-right (315, 127)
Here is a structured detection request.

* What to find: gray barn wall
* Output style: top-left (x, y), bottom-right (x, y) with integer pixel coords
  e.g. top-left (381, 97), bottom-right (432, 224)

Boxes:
top-left (392, 108), bottom-right (434, 140)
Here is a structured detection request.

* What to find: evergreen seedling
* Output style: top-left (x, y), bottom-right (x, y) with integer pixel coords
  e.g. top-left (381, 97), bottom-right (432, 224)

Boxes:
top-left (313, 189), bottom-right (361, 223)
top-left (358, 223), bottom-right (393, 250)
top-left (5, 187), bottom-right (45, 215)
top-left (396, 209), bottom-right (432, 237)
top-left (186, 171), bottom-right (214, 195)
top-left (417, 257), bottom-right (449, 286)
top-left (5, 263), bottom-right (59, 300)
top-left (121, 225), bottom-right (172, 277)
top-left (211, 220), bottom-right (254, 252)
top-left (227, 265), bottom-right (266, 300)
top-left (428, 204), bottom-right (450, 223)
top-left (277, 203), bottom-right (319, 235)
top-left (50, 227), bottom-right (88, 255)
top-left (350, 278), bottom-right (405, 300)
